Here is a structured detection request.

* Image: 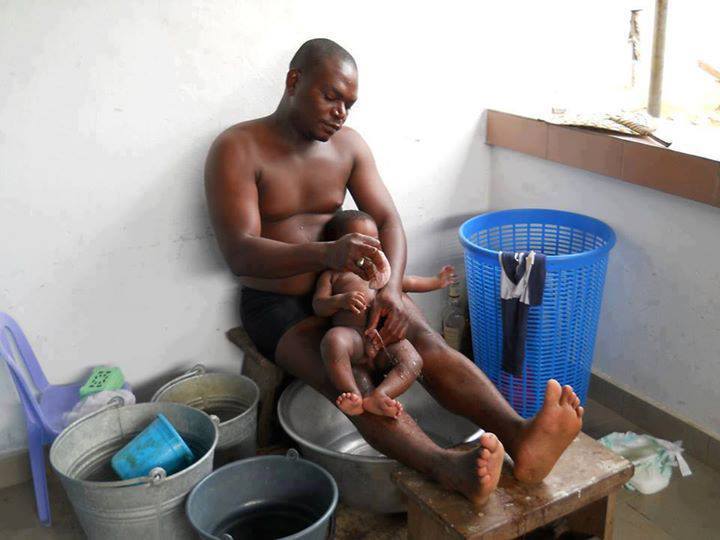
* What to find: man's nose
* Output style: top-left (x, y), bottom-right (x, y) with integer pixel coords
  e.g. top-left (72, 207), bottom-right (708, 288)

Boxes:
top-left (333, 103), bottom-right (346, 121)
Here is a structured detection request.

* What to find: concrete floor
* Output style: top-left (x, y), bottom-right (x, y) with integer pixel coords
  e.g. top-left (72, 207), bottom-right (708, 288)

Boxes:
top-left (1, 399), bottom-right (718, 539)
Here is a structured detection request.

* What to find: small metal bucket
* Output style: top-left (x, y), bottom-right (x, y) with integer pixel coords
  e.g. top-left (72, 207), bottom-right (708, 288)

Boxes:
top-left (50, 399), bottom-right (218, 540)
top-left (151, 364), bottom-right (259, 459)
top-left (186, 449), bottom-right (338, 540)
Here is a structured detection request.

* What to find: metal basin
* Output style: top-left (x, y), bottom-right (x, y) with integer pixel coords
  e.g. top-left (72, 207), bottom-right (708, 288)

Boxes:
top-left (278, 381), bottom-right (482, 513)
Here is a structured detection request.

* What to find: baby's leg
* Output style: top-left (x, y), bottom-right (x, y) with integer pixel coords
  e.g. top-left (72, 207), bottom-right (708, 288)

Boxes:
top-left (363, 339), bottom-right (423, 418)
top-left (320, 326), bottom-right (366, 416)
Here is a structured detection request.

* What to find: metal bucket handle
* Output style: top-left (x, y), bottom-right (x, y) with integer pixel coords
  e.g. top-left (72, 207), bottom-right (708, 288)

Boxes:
top-left (110, 466), bottom-right (167, 488)
top-left (62, 395), bottom-right (126, 433)
top-left (151, 363), bottom-right (206, 402)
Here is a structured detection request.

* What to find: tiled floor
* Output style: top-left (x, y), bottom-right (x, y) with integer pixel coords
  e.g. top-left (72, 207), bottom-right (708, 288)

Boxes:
top-left (582, 400), bottom-right (720, 539)
top-left (1, 399), bottom-right (718, 539)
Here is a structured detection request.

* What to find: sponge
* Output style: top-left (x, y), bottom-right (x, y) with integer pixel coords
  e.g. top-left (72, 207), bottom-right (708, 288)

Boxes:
top-left (79, 366), bottom-right (125, 397)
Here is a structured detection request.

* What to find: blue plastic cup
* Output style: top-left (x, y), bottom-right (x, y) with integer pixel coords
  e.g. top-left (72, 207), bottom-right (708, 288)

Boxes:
top-left (111, 413), bottom-right (194, 479)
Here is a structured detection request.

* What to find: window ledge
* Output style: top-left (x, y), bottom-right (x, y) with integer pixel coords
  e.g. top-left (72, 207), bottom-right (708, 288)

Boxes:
top-left (486, 109), bottom-right (720, 208)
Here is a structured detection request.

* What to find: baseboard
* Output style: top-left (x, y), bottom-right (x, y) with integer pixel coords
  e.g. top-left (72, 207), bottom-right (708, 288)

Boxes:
top-left (0, 448), bottom-right (31, 490)
top-left (589, 371), bottom-right (720, 471)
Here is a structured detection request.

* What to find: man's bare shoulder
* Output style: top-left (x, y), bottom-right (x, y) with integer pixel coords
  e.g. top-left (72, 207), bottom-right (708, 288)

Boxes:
top-left (333, 125), bottom-right (368, 150)
top-left (205, 118), bottom-right (280, 184)
top-left (209, 118), bottom-right (270, 161)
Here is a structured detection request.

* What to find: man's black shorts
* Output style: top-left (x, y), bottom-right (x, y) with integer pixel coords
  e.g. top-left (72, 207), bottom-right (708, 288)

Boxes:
top-left (240, 286), bottom-right (315, 362)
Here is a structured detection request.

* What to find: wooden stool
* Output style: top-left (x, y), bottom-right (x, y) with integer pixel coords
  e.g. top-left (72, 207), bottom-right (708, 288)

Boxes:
top-left (226, 327), bottom-right (288, 447)
top-left (393, 432), bottom-right (633, 540)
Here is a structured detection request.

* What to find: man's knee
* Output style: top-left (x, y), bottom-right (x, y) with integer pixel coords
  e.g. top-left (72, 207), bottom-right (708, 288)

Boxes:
top-left (412, 329), bottom-right (449, 361)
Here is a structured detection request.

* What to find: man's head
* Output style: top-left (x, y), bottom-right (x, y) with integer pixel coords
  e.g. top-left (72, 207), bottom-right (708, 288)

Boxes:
top-left (324, 209), bottom-right (379, 241)
top-left (283, 38), bottom-right (358, 142)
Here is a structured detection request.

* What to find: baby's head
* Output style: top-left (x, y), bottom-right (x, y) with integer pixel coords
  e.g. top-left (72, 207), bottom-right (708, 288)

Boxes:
top-left (324, 210), bottom-right (379, 241)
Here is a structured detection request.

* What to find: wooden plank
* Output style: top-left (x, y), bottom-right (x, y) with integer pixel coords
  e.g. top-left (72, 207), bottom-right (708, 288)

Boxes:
top-left (565, 493), bottom-right (616, 539)
top-left (226, 327), bottom-right (287, 447)
top-left (547, 124), bottom-right (623, 178)
top-left (486, 109), bottom-right (720, 208)
top-left (395, 432), bottom-right (633, 539)
top-left (620, 142), bottom-right (719, 205)
top-left (407, 499), bottom-right (463, 540)
top-left (486, 110), bottom-right (548, 159)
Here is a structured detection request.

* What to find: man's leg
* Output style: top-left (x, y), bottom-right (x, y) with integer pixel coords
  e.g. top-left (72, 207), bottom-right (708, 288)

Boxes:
top-left (275, 316), bottom-right (504, 505)
top-left (402, 295), bottom-right (584, 483)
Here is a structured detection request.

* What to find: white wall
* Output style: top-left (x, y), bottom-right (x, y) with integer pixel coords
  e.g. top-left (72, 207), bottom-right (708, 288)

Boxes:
top-left (489, 149), bottom-right (720, 437)
top-left (0, 1), bottom-right (495, 454)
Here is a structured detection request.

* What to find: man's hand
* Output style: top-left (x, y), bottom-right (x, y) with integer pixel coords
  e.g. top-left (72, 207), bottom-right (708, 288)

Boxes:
top-left (326, 233), bottom-right (385, 281)
top-left (339, 291), bottom-right (368, 315)
top-left (366, 287), bottom-right (409, 345)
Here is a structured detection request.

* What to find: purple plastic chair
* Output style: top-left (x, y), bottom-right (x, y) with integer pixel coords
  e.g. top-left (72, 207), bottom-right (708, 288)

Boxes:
top-left (0, 312), bottom-right (92, 526)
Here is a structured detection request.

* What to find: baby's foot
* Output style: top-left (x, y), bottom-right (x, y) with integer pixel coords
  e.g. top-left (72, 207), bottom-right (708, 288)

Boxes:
top-left (513, 379), bottom-right (584, 483)
top-left (362, 392), bottom-right (403, 418)
top-left (436, 433), bottom-right (504, 506)
top-left (336, 392), bottom-right (364, 416)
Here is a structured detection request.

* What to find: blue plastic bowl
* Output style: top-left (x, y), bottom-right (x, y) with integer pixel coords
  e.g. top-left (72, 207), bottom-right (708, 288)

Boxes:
top-left (111, 413), bottom-right (194, 479)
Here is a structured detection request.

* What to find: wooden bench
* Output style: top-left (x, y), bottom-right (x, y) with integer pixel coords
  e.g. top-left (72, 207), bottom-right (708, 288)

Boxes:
top-left (226, 327), bottom-right (288, 447)
top-left (393, 432), bottom-right (633, 540)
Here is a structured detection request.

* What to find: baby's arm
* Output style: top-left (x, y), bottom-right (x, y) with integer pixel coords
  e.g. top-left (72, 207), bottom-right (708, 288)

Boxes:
top-left (313, 271), bottom-right (368, 316)
top-left (402, 265), bottom-right (456, 293)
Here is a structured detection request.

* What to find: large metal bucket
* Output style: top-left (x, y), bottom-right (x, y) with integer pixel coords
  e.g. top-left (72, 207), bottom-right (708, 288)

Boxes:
top-left (186, 450), bottom-right (338, 540)
top-left (278, 381), bottom-right (482, 513)
top-left (151, 364), bottom-right (259, 460)
top-left (50, 400), bottom-right (218, 540)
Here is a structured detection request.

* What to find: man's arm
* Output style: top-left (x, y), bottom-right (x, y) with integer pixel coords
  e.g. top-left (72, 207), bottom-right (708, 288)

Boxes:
top-left (312, 271), bottom-right (367, 316)
top-left (345, 129), bottom-right (409, 342)
top-left (346, 131), bottom-right (407, 292)
top-left (205, 133), bottom-right (380, 278)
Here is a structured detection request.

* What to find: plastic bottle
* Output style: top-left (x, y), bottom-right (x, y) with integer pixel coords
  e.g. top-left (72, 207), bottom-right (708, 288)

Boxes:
top-left (442, 281), bottom-right (466, 351)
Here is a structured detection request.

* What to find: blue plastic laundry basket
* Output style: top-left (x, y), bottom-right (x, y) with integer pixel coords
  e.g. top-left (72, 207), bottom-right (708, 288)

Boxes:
top-left (459, 209), bottom-right (616, 418)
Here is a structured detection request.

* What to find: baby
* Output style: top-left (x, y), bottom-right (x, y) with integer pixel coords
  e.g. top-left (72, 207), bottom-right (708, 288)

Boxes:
top-left (313, 210), bottom-right (456, 418)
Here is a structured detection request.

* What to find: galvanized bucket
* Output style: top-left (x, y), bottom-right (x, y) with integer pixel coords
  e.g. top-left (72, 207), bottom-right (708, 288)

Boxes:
top-left (186, 449), bottom-right (338, 540)
top-left (50, 399), bottom-right (218, 540)
top-left (151, 364), bottom-right (259, 459)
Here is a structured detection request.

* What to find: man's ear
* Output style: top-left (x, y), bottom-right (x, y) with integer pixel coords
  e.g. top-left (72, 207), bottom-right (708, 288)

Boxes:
top-left (286, 69), bottom-right (301, 95)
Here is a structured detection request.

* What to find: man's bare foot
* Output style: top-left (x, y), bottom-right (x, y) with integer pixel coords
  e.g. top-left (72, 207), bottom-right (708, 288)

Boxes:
top-left (436, 433), bottom-right (504, 506)
top-left (513, 379), bottom-right (584, 483)
top-left (362, 391), bottom-right (403, 418)
top-left (336, 392), bottom-right (363, 416)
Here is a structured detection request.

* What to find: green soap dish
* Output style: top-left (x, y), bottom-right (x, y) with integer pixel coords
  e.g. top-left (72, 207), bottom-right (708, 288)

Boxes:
top-left (79, 367), bottom-right (125, 397)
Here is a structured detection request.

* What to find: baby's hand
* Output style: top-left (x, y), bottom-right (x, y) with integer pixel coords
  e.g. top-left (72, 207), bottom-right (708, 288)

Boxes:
top-left (340, 291), bottom-right (368, 315)
top-left (364, 329), bottom-right (383, 360)
top-left (437, 265), bottom-right (458, 288)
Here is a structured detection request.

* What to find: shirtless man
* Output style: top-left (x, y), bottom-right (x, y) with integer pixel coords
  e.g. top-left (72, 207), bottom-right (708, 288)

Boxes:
top-left (205, 38), bottom-right (584, 505)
